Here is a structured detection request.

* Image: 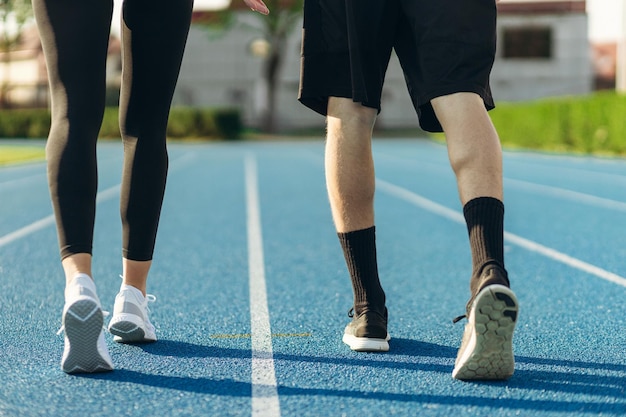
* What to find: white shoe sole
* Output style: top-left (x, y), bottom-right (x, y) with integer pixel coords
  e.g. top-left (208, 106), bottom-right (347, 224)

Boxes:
top-left (342, 333), bottom-right (391, 352)
top-left (452, 285), bottom-right (518, 380)
top-left (108, 313), bottom-right (156, 343)
top-left (61, 298), bottom-right (113, 374)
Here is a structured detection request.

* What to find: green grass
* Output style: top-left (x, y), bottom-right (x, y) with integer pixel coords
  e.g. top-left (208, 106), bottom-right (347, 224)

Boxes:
top-left (0, 146), bottom-right (45, 166)
top-left (489, 91), bottom-right (626, 156)
top-left (1, 92), bottom-right (625, 166)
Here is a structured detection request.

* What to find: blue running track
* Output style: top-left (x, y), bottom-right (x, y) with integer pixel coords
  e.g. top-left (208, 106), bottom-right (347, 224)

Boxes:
top-left (1, 138), bottom-right (625, 416)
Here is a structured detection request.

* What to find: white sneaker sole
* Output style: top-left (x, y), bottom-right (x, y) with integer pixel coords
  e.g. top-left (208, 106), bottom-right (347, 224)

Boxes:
top-left (108, 313), bottom-right (156, 343)
top-left (342, 333), bottom-right (391, 352)
top-left (452, 285), bottom-right (518, 380)
top-left (61, 298), bottom-right (113, 374)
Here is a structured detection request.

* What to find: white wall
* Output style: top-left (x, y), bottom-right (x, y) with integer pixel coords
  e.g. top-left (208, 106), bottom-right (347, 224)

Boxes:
top-left (491, 13), bottom-right (593, 102)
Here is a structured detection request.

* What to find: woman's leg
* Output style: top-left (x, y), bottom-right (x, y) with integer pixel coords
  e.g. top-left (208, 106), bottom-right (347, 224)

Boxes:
top-left (34, 0), bottom-right (115, 373)
top-left (117, 0), bottom-right (193, 293)
top-left (107, 0), bottom-right (193, 344)
top-left (33, 0), bottom-right (114, 285)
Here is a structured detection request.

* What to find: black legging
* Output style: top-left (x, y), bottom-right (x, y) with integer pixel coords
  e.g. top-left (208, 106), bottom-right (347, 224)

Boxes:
top-left (33, 0), bottom-right (193, 261)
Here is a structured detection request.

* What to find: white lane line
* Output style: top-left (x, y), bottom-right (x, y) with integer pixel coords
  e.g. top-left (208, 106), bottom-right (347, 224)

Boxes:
top-left (245, 154), bottom-right (281, 417)
top-left (0, 214), bottom-right (56, 248)
top-left (0, 173), bottom-right (46, 189)
top-left (376, 178), bottom-right (626, 288)
top-left (0, 183), bottom-right (121, 248)
top-left (505, 178), bottom-right (626, 212)
top-left (0, 153), bottom-right (195, 249)
top-left (502, 232), bottom-right (626, 288)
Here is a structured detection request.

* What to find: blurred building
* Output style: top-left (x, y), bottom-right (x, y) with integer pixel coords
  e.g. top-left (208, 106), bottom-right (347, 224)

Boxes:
top-left (0, 25), bottom-right (48, 108)
top-left (0, 0), bottom-right (596, 130)
top-left (493, 0), bottom-right (592, 101)
top-left (176, 0), bottom-right (593, 130)
top-left (0, 24), bottom-right (121, 109)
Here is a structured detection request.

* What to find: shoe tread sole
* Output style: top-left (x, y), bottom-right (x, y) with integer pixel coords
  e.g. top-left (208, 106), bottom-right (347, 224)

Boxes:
top-left (452, 285), bottom-right (518, 380)
top-left (108, 314), bottom-right (155, 343)
top-left (61, 298), bottom-right (112, 374)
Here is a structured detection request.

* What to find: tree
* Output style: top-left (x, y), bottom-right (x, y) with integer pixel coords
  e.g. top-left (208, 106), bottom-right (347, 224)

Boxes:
top-left (0, 0), bottom-right (33, 109)
top-left (196, 0), bottom-right (303, 133)
top-left (252, 0), bottom-right (302, 133)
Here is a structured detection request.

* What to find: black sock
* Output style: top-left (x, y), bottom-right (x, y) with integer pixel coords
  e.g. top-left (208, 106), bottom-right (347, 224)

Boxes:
top-left (463, 197), bottom-right (506, 279)
top-left (337, 226), bottom-right (386, 316)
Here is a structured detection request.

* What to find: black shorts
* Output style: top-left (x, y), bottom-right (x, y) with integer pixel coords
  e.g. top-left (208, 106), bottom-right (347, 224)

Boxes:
top-left (298, 0), bottom-right (497, 132)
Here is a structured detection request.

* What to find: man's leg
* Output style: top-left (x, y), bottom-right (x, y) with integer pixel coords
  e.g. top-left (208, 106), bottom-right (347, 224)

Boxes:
top-left (326, 98), bottom-right (377, 233)
top-left (432, 92), bottom-right (507, 282)
top-left (431, 92), bottom-right (518, 380)
top-left (431, 92), bottom-right (502, 205)
top-left (327, 97), bottom-right (389, 352)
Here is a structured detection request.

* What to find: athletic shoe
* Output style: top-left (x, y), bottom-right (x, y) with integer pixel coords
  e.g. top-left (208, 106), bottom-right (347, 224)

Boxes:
top-left (342, 308), bottom-right (390, 352)
top-left (59, 273), bottom-right (113, 374)
top-left (452, 266), bottom-right (518, 380)
top-left (108, 284), bottom-right (157, 343)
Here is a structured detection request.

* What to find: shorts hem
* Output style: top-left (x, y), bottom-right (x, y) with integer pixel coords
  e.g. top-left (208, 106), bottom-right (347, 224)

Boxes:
top-left (299, 91), bottom-right (378, 117)
top-left (417, 84), bottom-right (495, 133)
top-left (419, 85), bottom-right (494, 109)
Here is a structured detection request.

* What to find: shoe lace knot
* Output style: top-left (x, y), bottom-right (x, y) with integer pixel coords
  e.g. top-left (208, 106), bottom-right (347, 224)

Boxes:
top-left (144, 294), bottom-right (156, 314)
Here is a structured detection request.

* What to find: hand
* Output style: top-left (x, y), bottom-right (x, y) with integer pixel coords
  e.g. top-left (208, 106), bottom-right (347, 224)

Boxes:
top-left (244, 0), bottom-right (269, 15)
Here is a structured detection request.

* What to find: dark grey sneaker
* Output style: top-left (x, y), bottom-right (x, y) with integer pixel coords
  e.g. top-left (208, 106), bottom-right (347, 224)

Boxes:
top-left (342, 309), bottom-right (390, 352)
top-left (452, 266), bottom-right (518, 380)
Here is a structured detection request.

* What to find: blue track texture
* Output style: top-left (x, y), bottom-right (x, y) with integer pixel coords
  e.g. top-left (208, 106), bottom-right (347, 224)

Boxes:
top-left (0, 139), bottom-right (625, 417)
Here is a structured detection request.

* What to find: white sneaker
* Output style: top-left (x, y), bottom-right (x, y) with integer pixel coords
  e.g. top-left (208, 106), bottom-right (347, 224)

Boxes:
top-left (108, 284), bottom-right (157, 343)
top-left (59, 273), bottom-right (113, 374)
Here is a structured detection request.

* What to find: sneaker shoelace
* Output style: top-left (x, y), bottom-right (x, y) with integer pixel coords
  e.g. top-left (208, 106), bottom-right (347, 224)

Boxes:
top-left (144, 294), bottom-right (156, 322)
top-left (118, 274), bottom-right (156, 312)
top-left (453, 291), bottom-right (479, 324)
top-left (452, 314), bottom-right (466, 324)
top-left (347, 307), bottom-right (388, 321)
top-left (143, 294), bottom-right (157, 332)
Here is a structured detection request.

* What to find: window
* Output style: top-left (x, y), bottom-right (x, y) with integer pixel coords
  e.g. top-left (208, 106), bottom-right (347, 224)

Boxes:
top-left (502, 27), bottom-right (553, 59)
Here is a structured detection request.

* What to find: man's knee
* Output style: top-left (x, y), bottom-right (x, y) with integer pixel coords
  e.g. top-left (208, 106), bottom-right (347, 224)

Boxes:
top-left (431, 92), bottom-right (483, 115)
top-left (327, 97), bottom-right (377, 129)
top-left (430, 92), bottom-right (494, 134)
